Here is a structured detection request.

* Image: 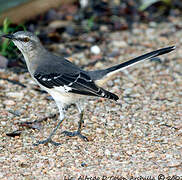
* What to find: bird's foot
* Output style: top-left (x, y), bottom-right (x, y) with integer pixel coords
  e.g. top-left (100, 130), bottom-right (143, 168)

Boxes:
top-left (33, 138), bottom-right (61, 146)
top-left (62, 130), bottom-right (89, 142)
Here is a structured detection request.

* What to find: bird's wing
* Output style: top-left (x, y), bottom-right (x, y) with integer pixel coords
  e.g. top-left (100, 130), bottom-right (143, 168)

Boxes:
top-left (34, 71), bottom-right (119, 100)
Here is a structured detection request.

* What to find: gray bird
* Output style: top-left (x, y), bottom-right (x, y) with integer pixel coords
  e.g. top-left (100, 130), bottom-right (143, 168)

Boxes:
top-left (2, 31), bottom-right (175, 146)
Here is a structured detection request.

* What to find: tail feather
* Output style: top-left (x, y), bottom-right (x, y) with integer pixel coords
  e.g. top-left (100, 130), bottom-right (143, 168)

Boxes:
top-left (89, 46), bottom-right (175, 82)
top-left (100, 88), bottom-right (119, 101)
top-left (105, 46), bottom-right (175, 76)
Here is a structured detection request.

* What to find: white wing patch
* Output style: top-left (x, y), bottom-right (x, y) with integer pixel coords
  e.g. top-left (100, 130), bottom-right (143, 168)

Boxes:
top-left (54, 85), bottom-right (72, 93)
top-left (63, 85), bottom-right (72, 92)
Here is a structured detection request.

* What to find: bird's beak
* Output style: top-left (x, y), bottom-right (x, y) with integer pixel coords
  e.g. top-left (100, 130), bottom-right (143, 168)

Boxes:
top-left (1, 34), bottom-right (15, 40)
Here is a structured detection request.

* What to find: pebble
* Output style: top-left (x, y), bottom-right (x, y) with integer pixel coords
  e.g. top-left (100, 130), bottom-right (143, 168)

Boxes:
top-left (80, 0), bottom-right (88, 8)
top-left (48, 20), bottom-right (69, 29)
top-left (56, 150), bottom-right (63, 156)
top-left (128, 123), bottom-right (132, 129)
top-left (1, 121), bottom-right (6, 126)
top-left (0, 55), bottom-right (8, 69)
top-left (133, 28), bottom-right (142, 35)
top-left (168, 159), bottom-right (181, 167)
top-left (107, 50), bottom-right (120, 57)
top-left (100, 118), bottom-right (106, 123)
top-left (108, 121), bottom-right (114, 127)
top-left (86, 36), bottom-right (96, 43)
top-left (120, 115), bottom-right (125, 120)
top-left (0, 173), bottom-right (4, 178)
top-left (126, 150), bottom-right (133, 156)
top-left (96, 128), bottom-right (103, 134)
top-left (123, 88), bottom-right (132, 95)
top-left (146, 28), bottom-right (155, 40)
top-left (95, 61), bottom-right (103, 68)
top-left (107, 80), bottom-right (114, 87)
top-left (149, 21), bottom-right (157, 28)
top-left (105, 149), bottom-right (111, 156)
top-left (111, 40), bottom-right (127, 48)
top-left (3, 100), bottom-right (15, 106)
top-left (90, 45), bottom-right (101, 54)
top-left (98, 149), bottom-right (103, 156)
top-left (6, 92), bottom-right (24, 100)
top-left (100, 25), bottom-right (108, 32)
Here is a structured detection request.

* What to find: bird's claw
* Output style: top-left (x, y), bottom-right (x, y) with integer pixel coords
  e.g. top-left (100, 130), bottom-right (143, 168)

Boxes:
top-left (33, 138), bottom-right (61, 146)
top-left (62, 130), bottom-right (89, 141)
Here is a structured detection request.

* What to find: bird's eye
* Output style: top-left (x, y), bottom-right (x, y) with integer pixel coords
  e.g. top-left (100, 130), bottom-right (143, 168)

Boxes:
top-left (23, 37), bottom-right (30, 42)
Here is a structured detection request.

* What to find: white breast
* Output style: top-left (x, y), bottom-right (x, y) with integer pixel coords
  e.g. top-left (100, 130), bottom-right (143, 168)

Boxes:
top-left (38, 83), bottom-right (81, 106)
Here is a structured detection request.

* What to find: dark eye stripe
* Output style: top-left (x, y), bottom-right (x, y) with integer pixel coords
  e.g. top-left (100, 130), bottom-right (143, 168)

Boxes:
top-left (18, 37), bottom-right (30, 42)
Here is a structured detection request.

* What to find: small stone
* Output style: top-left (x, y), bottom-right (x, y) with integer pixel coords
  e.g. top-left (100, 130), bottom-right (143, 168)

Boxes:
top-left (1, 121), bottom-right (6, 126)
top-left (120, 115), bottom-right (125, 120)
top-left (80, 0), bottom-right (88, 8)
top-left (98, 149), bottom-right (103, 156)
top-left (105, 149), bottom-right (111, 156)
top-left (81, 162), bottom-right (87, 167)
top-left (126, 150), bottom-right (132, 155)
top-left (149, 21), bottom-right (157, 27)
top-left (108, 121), bottom-right (114, 127)
top-left (3, 100), bottom-right (15, 106)
top-left (0, 55), bottom-right (8, 69)
top-left (96, 128), bottom-right (103, 134)
top-left (107, 50), bottom-right (120, 57)
top-left (113, 152), bottom-right (120, 157)
top-left (0, 173), bottom-right (4, 178)
top-left (168, 160), bottom-right (181, 167)
top-left (133, 28), bottom-right (141, 35)
top-left (128, 123), bottom-right (132, 128)
top-left (112, 40), bottom-right (127, 48)
top-left (123, 88), bottom-right (132, 95)
top-left (165, 154), bottom-right (173, 159)
top-left (57, 150), bottom-right (62, 156)
top-left (90, 45), bottom-right (101, 54)
top-left (107, 80), bottom-right (114, 87)
top-left (100, 25), bottom-right (108, 32)
top-left (72, 141), bottom-right (77, 146)
top-left (95, 61), bottom-right (103, 68)
top-left (49, 20), bottom-right (69, 29)
top-left (86, 36), bottom-right (96, 43)
top-left (6, 92), bottom-right (24, 100)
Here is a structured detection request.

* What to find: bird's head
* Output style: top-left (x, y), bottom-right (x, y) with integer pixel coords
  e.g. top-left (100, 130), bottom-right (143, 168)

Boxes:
top-left (1, 31), bottom-right (42, 54)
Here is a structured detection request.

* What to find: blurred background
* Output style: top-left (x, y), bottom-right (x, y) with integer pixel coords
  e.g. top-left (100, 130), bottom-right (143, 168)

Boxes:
top-left (0, 0), bottom-right (181, 70)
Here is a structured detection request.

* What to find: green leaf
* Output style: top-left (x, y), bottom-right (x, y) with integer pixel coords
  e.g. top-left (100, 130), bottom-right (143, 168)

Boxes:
top-left (3, 17), bottom-right (11, 33)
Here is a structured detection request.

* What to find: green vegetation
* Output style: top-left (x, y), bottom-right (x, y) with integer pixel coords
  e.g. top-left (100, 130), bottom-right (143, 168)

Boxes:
top-left (84, 15), bottom-right (95, 32)
top-left (0, 17), bottom-right (26, 58)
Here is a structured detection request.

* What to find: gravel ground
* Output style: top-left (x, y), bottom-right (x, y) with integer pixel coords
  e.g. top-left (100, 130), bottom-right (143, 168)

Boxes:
top-left (0, 20), bottom-right (181, 179)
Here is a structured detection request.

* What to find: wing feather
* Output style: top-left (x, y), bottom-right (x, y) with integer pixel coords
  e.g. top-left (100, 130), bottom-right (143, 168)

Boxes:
top-left (34, 71), bottom-right (118, 101)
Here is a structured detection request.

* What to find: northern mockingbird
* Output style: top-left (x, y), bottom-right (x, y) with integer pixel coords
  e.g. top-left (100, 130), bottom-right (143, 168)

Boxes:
top-left (2, 31), bottom-right (175, 146)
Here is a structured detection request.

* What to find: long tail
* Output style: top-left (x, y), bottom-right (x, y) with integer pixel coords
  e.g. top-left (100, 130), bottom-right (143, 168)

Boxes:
top-left (88, 46), bottom-right (175, 85)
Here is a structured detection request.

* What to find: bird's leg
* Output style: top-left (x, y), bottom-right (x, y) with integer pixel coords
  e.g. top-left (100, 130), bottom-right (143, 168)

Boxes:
top-left (62, 103), bottom-right (89, 141)
top-left (34, 104), bottom-right (65, 146)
